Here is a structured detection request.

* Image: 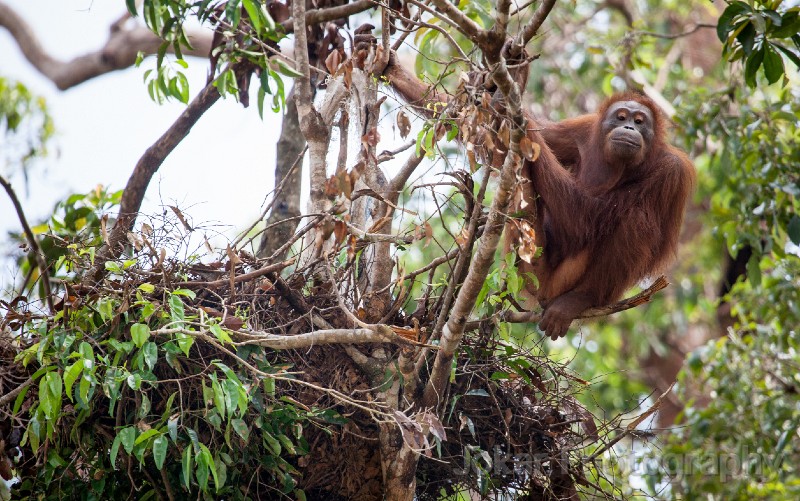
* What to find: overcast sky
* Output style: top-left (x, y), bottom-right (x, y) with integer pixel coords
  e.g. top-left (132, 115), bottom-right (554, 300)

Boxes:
top-left (0, 1), bottom-right (288, 289)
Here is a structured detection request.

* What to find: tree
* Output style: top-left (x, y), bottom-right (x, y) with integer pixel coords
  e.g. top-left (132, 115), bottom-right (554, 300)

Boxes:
top-left (2, 1), bottom-right (800, 500)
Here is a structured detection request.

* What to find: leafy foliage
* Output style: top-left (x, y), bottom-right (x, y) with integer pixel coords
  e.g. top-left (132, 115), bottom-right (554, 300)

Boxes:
top-left (717, 0), bottom-right (800, 87)
top-left (0, 77), bottom-right (53, 173)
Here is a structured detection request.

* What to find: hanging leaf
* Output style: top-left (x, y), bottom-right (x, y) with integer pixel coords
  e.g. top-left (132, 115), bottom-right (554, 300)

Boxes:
top-left (397, 110), bottom-right (412, 139)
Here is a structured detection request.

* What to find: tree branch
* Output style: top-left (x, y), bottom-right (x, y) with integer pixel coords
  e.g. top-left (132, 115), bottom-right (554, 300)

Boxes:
top-left (0, 175), bottom-right (54, 313)
top-left (150, 326), bottom-right (405, 350)
top-left (281, 0), bottom-right (376, 33)
top-left (426, 0), bottom-right (486, 44)
top-left (464, 276), bottom-right (671, 330)
top-left (175, 258), bottom-right (296, 288)
top-left (518, 0), bottom-right (557, 48)
top-left (0, 377), bottom-right (32, 406)
top-left (421, 134), bottom-right (521, 409)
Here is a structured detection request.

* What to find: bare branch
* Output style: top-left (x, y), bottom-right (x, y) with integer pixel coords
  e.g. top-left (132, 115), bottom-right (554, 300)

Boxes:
top-left (346, 222), bottom-right (415, 244)
top-left (281, 0), bottom-right (376, 33)
top-left (0, 376), bottom-right (33, 406)
top-left (586, 381), bottom-right (676, 462)
top-left (636, 23), bottom-right (716, 40)
top-left (518, 0), bottom-right (557, 47)
top-left (174, 258), bottom-right (296, 288)
top-left (0, 175), bottom-right (54, 313)
top-left (422, 141), bottom-right (521, 409)
top-left (388, 150), bottom-right (424, 198)
top-left (238, 328), bottom-right (380, 348)
top-left (463, 276), bottom-right (671, 331)
top-left (495, 0), bottom-right (513, 38)
top-left (426, 0), bottom-right (486, 43)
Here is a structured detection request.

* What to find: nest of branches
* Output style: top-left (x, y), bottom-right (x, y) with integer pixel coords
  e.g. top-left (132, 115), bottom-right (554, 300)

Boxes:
top-left (0, 226), bottom-right (620, 501)
top-left (0, 171), bottom-right (652, 500)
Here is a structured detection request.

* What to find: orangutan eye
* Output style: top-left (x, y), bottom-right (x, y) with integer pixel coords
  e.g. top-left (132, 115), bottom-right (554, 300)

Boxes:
top-left (634, 117), bottom-right (643, 124)
top-left (617, 114), bottom-right (626, 121)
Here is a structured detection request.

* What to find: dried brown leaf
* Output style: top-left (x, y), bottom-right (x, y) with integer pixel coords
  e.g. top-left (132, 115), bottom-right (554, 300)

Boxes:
top-left (333, 220), bottom-right (348, 248)
top-left (423, 221), bottom-right (433, 248)
top-left (222, 316), bottom-right (244, 331)
top-left (325, 49), bottom-right (342, 74)
top-left (396, 110), bottom-right (411, 139)
top-left (455, 226), bottom-right (469, 249)
top-left (168, 205), bottom-right (193, 232)
top-left (100, 214), bottom-right (109, 245)
top-left (498, 120), bottom-right (510, 148)
top-left (362, 128), bottom-right (381, 148)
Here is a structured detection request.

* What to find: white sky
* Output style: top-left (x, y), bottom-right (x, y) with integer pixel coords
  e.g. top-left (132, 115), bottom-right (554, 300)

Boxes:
top-left (0, 0), bottom-right (284, 288)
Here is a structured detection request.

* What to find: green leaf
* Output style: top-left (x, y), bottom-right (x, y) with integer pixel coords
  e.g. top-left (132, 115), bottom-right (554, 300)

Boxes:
top-left (263, 431), bottom-right (281, 455)
top-left (142, 341), bottom-right (158, 371)
top-left (105, 261), bottom-right (122, 273)
top-left (446, 123), bottom-right (459, 141)
top-left (63, 359), bottom-right (84, 403)
top-left (110, 433), bottom-right (122, 468)
top-left (774, 43), bottom-right (800, 70)
top-left (763, 44), bottom-right (785, 84)
top-left (125, 0), bottom-right (138, 17)
top-left (13, 384), bottom-right (30, 414)
top-left (120, 426), bottom-right (137, 454)
top-left (182, 443), bottom-right (194, 490)
top-left (774, 11), bottom-right (800, 37)
top-left (210, 324), bottom-right (232, 344)
top-left (172, 288), bottom-right (196, 299)
top-left (134, 428), bottom-right (160, 446)
top-left (747, 252), bottom-right (762, 288)
top-left (277, 433), bottom-right (296, 454)
top-left (138, 392), bottom-right (151, 419)
top-left (131, 323), bottom-right (151, 348)
top-left (788, 215), bottom-right (800, 245)
top-left (78, 374), bottom-right (92, 407)
top-left (736, 22), bottom-right (756, 56)
top-left (275, 59), bottom-right (304, 78)
top-left (231, 418), bottom-right (250, 441)
top-left (176, 72), bottom-right (190, 104)
top-left (168, 416), bottom-right (179, 443)
top-left (79, 341), bottom-right (93, 362)
top-left (169, 294), bottom-right (185, 323)
top-left (127, 372), bottom-right (142, 390)
top-left (717, 2), bottom-right (750, 42)
top-left (156, 41), bottom-right (168, 69)
top-left (176, 333), bottom-right (193, 357)
top-left (210, 377), bottom-right (226, 417)
top-left (745, 45), bottom-right (765, 88)
top-left (195, 455), bottom-right (209, 490)
top-left (201, 444), bottom-right (220, 491)
top-left (263, 377), bottom-right (275, 397)
top-left (43, 372), bottom-right (62, 419)
top-left (153, 435), bottom-right (168, 470)
top-left (257, 85), bottom-right (266, 119)
top-left (242, 0), bottom-right (262, 33)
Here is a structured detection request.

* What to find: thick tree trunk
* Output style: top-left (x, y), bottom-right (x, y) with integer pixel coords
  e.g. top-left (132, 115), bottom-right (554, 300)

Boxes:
top-left (378, 423), bottom-right (418, 500)
top-left (257, 89), bottom-right (305, 260)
